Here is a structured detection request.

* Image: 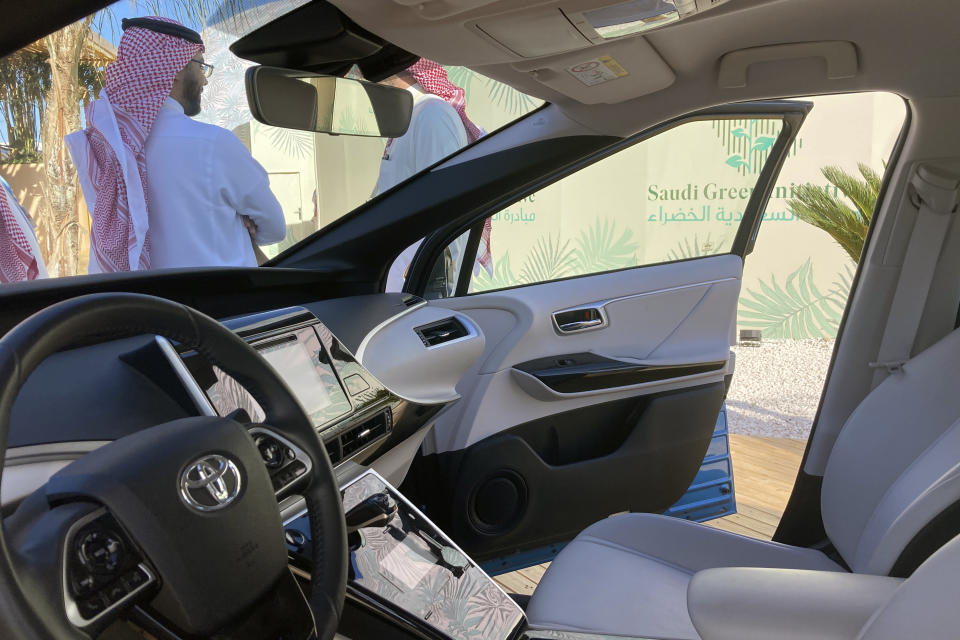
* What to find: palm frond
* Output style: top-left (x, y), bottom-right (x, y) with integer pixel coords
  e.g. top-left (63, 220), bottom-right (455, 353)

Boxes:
top-left (858, 162), bottom-right (882, 195)
top-left (738, 259), bottom-right (847, 338)
top-left (787, 163), bottom-right (882, 264)
top-left (572, 219), bottom-right (639, 275)
top-left (519, 235), bottom-right (575, 284)
top-left (821, 165), bottom-right (875, 221)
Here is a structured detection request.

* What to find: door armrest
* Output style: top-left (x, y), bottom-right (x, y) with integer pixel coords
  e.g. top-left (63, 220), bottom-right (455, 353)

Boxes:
top-left (688, 567), bottom-right (902, 640)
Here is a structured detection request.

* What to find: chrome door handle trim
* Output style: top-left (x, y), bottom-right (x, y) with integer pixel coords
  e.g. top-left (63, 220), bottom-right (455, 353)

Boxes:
top-left (557, 319), bottom-right (604, 332)
top-left (552, 306), bottom-right (609, 334)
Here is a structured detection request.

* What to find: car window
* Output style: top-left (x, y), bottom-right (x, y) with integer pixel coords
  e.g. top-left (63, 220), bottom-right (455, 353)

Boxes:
top-left (425, 116), bottom-right (786, 297)
top-left (0, 0), bottom-right (543, 285)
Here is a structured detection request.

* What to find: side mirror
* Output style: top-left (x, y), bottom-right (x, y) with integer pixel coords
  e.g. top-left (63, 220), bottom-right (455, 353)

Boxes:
top-left (244, 66), bottom-right (413, 138)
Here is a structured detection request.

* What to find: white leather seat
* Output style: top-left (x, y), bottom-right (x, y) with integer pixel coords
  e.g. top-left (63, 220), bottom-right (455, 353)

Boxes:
top-left (527, 326), bottom-right (960, 638)
top-left (526, 514), bottom-right (843, 638)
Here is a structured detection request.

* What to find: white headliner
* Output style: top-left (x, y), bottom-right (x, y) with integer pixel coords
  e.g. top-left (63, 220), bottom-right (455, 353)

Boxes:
top-left (330, 0), bottom-right (959, 136)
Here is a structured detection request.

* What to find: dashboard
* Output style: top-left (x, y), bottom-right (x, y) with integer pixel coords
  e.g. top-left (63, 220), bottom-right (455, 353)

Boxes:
top-left (2, 293), bottom-right (485, 511)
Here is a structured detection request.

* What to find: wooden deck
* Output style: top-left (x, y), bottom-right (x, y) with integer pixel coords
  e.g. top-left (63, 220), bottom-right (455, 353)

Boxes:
top-left (494, 434), bottom-right (806, 594)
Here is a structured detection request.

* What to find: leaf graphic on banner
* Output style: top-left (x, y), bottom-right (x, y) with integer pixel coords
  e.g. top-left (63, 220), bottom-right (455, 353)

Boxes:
top-left (726, 155), bottom-right (747, 169)
top-left (572, 218), bottom-right (638, 275)
top-left (752, 136), bottom-right (775, 152)
top-left (666, 234), bottom-right (724, 262)
top-left (738, 259), bottom-right (849, 338)
top-left (483, 76), bottom-right (541, 117)
top-left (262, 126), bottom-right (313, 160)
top-left (472, 252), bottom-right (518, 292)
top-left (731, 128), bottom-right (748, 138)
top-left (519, 235), bottom-right (575, 284)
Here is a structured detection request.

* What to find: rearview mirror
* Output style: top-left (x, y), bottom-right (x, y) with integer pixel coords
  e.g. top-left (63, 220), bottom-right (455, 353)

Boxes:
top-left (244, 66), bottom-right (413, 138)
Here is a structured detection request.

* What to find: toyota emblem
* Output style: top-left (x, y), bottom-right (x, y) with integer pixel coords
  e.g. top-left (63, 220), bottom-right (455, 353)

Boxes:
top-left (179, 455), bottom-right (242, 512)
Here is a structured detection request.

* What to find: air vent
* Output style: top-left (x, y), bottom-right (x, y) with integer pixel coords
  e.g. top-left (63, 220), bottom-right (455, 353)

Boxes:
top-left (414, 317), bottom-right (468, 348)
top-left (324, 438), bottom-right (342, 465)
top-left (402, 294), bottom-right (425, 307)
top-left (341, 411), bottom-right (391, 456)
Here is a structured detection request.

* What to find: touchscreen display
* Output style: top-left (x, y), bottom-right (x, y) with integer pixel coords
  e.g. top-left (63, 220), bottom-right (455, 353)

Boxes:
top-left (202, 327), bottom-right (351, 428)
top-left (257, 333), bottom-right (350, 425)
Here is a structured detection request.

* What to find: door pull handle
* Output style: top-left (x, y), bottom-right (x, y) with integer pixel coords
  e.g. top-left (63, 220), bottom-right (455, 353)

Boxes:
top-left (557, 319), bottom-right (603, 332)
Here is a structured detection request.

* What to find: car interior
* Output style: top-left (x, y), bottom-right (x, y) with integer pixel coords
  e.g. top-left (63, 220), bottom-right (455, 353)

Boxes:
top-left (1, 0), bottom-right (960, 639)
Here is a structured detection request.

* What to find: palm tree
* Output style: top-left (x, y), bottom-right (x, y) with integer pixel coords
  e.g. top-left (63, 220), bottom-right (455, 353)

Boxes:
top-left (786, 163), bottom-right (881, 264)
top-left (41, 17), bottom-right (95, 276)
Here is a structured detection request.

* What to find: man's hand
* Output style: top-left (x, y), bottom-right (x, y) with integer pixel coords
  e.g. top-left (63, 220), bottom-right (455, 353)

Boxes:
top-left (242, 215), bottom-right (258, 239)
top-left (242, 215), bottom-right (270, 265)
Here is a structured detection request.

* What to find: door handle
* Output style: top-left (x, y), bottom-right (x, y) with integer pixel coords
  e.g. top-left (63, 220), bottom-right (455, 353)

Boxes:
top-left (557, 319), bottom-right (603, 332)
top-left (553, 307), bottom-right (607, 333)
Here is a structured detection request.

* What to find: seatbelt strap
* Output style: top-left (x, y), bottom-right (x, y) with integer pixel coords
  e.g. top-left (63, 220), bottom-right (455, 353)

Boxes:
top-left (870, 165), bottom-right (960, 385)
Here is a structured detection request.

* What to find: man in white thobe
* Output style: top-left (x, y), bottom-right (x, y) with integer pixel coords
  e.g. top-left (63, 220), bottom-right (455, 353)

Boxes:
top-left (67, 16), bottom-right (284, 273)
top-left (372, 59), bottom-right (488, 293)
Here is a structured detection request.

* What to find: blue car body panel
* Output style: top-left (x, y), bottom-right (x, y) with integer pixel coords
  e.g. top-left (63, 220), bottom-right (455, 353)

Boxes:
top-left (662, 403), bottom-right (737, 522)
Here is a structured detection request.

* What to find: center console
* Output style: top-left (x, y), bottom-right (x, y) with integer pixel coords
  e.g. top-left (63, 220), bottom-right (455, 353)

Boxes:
top-left (284, 470), bottom-right (526, 640)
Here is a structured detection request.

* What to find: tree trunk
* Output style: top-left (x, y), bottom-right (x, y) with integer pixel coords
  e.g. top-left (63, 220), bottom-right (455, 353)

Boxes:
top-left (39, 19), bottom-right (89, 277)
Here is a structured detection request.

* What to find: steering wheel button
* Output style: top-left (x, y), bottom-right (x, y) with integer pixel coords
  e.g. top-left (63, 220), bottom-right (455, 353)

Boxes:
top-left (72, 573), bottom-right (97, 597)
top-left (77, 594), bottom-right (107, 619)
top-left (289, 461), bottom-right (307, 477)
top-left (122, 568), bottom-right (147, 590)
top-left (105, 582), bottom-right (128, 605)
top-left (78, 530), bottom-right (124, 575)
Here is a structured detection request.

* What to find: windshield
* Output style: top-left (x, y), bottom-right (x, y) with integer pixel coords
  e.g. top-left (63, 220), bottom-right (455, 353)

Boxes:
top-left (0, 0), bottom-right (543, 285)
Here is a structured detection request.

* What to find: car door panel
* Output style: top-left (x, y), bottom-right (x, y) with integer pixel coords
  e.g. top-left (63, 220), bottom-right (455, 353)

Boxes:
top-left (400, 102), bottom-right (810, 567)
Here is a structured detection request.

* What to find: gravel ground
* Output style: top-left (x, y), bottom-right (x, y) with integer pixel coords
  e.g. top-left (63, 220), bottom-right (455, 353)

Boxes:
top-left (726, 339), bottom-right (835, 441)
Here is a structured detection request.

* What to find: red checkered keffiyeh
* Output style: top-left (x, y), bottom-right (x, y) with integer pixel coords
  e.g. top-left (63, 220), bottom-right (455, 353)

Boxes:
top-left (408, 59), bottom-right (484, 144)
top-left (407, 59), bottom-right (492, 272)
top-left (67, 17), bottom-right (202, 272)
top-left (0, 185), bottom-right (39, 283)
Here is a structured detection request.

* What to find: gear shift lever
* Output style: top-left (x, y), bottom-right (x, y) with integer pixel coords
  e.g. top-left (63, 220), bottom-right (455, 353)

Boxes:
top-left (345, 492), bottom-right (397, 533)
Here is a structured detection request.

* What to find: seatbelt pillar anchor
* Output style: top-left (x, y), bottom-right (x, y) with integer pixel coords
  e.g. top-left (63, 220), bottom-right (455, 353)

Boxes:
top-left (909, 165), bottom-right (960, 215)
top-left (868, 360), bottom-right (906, 374)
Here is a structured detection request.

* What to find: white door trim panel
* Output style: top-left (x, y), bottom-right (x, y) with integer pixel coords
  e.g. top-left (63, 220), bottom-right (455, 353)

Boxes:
top-left (427, 254), bottom-right (743, 454)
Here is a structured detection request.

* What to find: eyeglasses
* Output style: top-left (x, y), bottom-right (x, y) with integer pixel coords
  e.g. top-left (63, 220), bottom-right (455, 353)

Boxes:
top-left (191, 60), bottom-right (214, 78)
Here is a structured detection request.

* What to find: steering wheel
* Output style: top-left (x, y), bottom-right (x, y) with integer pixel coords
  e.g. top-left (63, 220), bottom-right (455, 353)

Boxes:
top-left (0, 293), bottom-right (347, 639)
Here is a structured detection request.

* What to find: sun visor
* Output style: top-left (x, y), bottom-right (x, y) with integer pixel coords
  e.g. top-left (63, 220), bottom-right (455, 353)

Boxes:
top-left (511, 37), bottom-right (675, 104)
top-left (230, 1), bottom-right (418, 81)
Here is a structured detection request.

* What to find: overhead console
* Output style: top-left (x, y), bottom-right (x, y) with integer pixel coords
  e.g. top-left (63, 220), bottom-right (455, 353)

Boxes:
top-left (478, 0), bottom-right (730, 58)
top-left (393, 0), bottom-right (727, 26)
